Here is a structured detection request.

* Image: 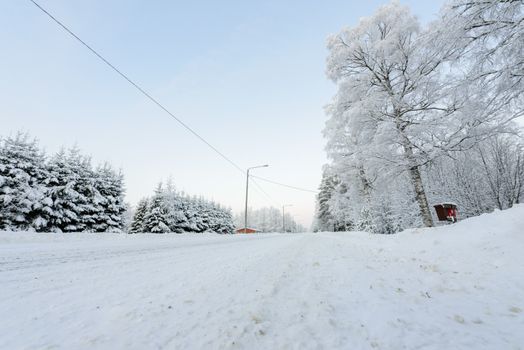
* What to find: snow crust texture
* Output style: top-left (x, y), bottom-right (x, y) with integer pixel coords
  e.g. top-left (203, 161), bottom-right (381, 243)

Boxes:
top-left (1, 206), bottom-right (523, 349)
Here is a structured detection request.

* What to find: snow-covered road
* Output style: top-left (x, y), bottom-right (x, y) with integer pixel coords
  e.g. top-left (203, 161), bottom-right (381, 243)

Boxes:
top-left (1, 207), bottom-right (523, 350)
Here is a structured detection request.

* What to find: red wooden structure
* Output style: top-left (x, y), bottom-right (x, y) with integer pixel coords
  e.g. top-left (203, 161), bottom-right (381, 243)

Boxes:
top-left (433, 203), bottom-right (458, 223)
top-left (236, 228), bottom-right (258, 234)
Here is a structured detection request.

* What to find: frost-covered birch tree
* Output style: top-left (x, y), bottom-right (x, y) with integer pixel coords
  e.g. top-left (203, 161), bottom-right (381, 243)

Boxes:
top-left (324, 1), bottom-right (512, 227)
top-left (318, 1), bottom-right (523, 233)
top-left (432, 0), bottom-right (524, 143)
top-left (441, 0), bottom-right (524, 102)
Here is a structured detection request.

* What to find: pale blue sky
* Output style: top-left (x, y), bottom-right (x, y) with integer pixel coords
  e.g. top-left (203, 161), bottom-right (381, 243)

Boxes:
top-left (1, 0), bottom-right (445, 227)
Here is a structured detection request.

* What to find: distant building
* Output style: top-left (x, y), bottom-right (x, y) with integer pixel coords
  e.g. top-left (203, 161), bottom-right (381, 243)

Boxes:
top-left (236, 228), bottom-right (258, 234)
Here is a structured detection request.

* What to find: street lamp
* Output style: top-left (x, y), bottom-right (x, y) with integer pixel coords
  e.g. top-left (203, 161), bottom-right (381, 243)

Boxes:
top-left (282, 204), bottom-right (293, 233)
top-left (244, 164), bottom-right (269, 232)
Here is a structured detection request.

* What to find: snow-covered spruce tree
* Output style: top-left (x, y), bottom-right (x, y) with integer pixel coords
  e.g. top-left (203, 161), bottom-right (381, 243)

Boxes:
top-left (205, 201), bottom-right (235, 234)
top-left (143, 184), bottom-right (170, 233)
top-left (184, 197), bottom-right (234, 234)
top-left (212, 205), bottom-right (235, 234)
top-left (46, 149), bottom-right (76, 232)
top-left (180, 195), bottom-right (200, 232)
top-left (129, 198), bottom-right (149, 233)
top-left (315, 166), bottom-right (338, 232)
top-left (0, 132), bottom-right (128, 233)
top-left (0, 132), bottom-right (52, 231)
top-left (192, 197), bottom-right (211, 233)
top-left (137, 183), bottom-right (235, 234)
top-left (70, 150), bottom-right (100, 232)
top-left (46, 147), bottom-right (91, 232)
top-left (203, 200), bottom-right (219, 233)
top-left (161, 186), bottom-right (190, 233)
top-left (92, 163), bottom-right (126, 232)
top-left (46, 147), bottom-right (123, 233)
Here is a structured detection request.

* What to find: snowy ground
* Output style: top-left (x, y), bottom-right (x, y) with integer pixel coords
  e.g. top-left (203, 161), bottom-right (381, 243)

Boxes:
top-left (1, 207), bottom-right (523, 350)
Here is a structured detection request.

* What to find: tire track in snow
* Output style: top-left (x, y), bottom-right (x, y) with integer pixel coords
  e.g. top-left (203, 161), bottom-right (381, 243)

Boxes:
top-left (0, 234), bottom-right (281, 272)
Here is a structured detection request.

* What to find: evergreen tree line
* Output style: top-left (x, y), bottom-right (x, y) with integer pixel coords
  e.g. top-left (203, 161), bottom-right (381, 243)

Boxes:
top-left (315, 1), bottom-right (524, 234)
top-left (234, 206), bottom-right (307, 233)
top-left (0, 132), bottom-right (126, 232)
top-left (130, 182), bottom-right (235, 234)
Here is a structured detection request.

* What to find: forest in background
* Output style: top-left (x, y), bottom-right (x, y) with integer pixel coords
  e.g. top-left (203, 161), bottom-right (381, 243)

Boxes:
top-left (233, 207), bottom-right (307, 233)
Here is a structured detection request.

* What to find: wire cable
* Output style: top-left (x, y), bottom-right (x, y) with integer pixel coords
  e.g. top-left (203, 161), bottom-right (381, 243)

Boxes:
top-left (28, 0), bottom-right (316, 205)
top-left (251, 175), bottom-right (319, 193)
top-left (28, 0), bottom-right (245, 175)
top-left (250, 179), bottom-right (281, 207)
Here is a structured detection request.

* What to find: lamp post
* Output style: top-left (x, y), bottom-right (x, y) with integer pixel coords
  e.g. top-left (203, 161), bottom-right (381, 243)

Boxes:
top-left (282, 204), bottom-right (292, 233)
top-left (244, 164), bottom-right (269, 232)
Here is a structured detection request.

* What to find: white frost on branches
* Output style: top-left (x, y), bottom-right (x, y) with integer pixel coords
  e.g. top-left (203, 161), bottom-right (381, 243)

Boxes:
top-left (318, 1), bottom-right (524, 233)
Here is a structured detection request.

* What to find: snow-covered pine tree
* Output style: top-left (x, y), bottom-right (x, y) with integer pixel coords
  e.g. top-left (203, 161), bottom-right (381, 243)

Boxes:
top-left (190, 197), bottom-right (206, 232)
top-left (214, 206), bottom-right (235, 234)
top-left (0, 132), bottom-right (129, 233)
top-left (143, 184), bottom-right (170, 233)
top-left (198, 199), bottom-right (213, 233)
top-left (70, 150), bottom-right (99, 232)
top-left (206, 202), bottom-right (235, 234)
top-left (161, 186), bottom-right (190, 233)
top-left (136, 180), bottom-right (236, 234)
top-left (46, 147), bottom-right (89, 232)
top-left (92, 163), bottom-right (126, 232)
top-left (129, 198), bottom-right (149, 233)
top-left (315, 167), bottom-right (338, 231)
top-left (0, 132), bottom-right (51, 231)
top-left (46, 149), bottom-right (74, 232)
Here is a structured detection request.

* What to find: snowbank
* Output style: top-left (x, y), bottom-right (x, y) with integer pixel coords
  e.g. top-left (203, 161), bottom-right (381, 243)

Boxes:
top-left (1, 206), bottom-right (523, 349)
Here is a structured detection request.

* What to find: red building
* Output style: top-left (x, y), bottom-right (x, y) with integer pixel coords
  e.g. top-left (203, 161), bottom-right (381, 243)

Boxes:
top-left (236, 228), bottom-right (258, 234)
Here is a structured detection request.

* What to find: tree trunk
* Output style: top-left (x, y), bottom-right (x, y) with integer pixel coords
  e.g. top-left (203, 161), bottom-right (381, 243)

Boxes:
top-left (408, 165), bottom-right (434, 227)
top-left (358, 165), bottom-right (372, 199)
top-left (395, 115), bottom-right (434, 228)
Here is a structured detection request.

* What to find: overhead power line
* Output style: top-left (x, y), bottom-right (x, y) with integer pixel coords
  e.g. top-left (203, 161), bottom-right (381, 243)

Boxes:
top-left (28, 0), bottom-right (244, 174)
top-left (28, 0), bottom-right (314, 205)
top-left (250, 180), bottom-right (280, 206)
top-left (251, 175), bottom-right (319, 194)
top-left (28, 0), bottom-right (278, 202)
